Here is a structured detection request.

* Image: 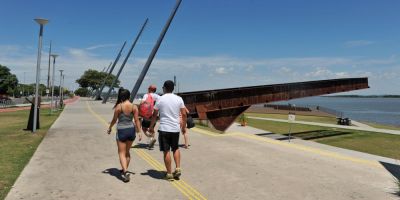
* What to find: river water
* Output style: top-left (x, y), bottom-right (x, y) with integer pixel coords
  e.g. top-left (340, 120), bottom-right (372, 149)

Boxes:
top-left (269, 97), bottom-right (400, 127)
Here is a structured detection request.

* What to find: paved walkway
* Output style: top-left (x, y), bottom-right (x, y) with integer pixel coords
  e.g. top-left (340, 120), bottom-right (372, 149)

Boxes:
top-left (248, 116), bottom-right (400, 135)
top-left (6, 98), bottom-right (399, 200)
top-left (350, 120), bottom-right (374, 129)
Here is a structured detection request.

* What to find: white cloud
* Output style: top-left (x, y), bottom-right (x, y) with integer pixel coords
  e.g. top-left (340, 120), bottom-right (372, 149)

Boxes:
top-left (344, 40), bottom-right (375, 48)
top-left (280, 67), bottom-right (291, 73)
top-left (305, 67), bottom-right (333, 78)
top-left (245, 65), bottom-right (254, 72)
top-left (335, 72), bottom-right (350, 78)
top-left (86, 44), bottom-right (118, 50)
top-left (67, 48), bottom-right (95, 58)
top-left (215, 67), bottom-right (228, 74)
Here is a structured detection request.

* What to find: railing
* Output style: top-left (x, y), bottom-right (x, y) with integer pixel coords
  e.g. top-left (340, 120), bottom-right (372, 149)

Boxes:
top-left (265, 104), bottom-right (312, 112)
top-left (310, 105), bottom-right (344, 118)
top-left (0, 99), bottom-right (15, 108)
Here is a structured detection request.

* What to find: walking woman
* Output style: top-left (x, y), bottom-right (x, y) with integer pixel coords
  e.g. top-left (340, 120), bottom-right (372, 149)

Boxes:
top-left (180, 107), bottom-right (190, 148)
top-left (107, 88), bottom-right (142, 182)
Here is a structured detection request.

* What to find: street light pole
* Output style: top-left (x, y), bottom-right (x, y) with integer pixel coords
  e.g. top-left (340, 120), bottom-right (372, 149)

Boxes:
top-left (61, 74), bottom-right (65, 107)
top-left (47, 40), bottom-right (52, 99)
top-left (33, 18), bottom-right (49, 133)
top-left (59, 70), bottom-right (64, 108)
top-left (23, 72), bottom-right (26, 96)
top-left (50, 54), bottom-right (58, 113)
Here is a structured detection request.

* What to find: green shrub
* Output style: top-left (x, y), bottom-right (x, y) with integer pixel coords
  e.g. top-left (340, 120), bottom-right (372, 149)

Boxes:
top-left (74, 87), bottom-right (89, 97)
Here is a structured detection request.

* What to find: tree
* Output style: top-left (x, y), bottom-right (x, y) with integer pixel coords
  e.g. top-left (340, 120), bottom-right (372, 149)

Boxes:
top-left (75, 69), bottom-right (119, 91)
top-left (74, 87), bottom-right (89, 97)
top-left (0, 64), bottom-right (19, 95)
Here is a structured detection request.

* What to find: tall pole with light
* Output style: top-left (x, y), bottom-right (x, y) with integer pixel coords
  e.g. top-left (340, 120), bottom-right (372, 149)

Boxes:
top-left (23, 72), bottom-right (26, 96)
top-left (61, 74), bottom-right (65, 107)
top-left (59, 69), bottom-right (64, 108)
top-left (47, 40), bottom-right (52, 99)
top-left (33, 18), bottom-right (49, 133)
top-left (50, 54), bottom-right (58, 113)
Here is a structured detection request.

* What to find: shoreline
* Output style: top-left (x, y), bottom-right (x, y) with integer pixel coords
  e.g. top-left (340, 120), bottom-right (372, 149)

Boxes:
top-left (246, 105), bottom-right (400, 130)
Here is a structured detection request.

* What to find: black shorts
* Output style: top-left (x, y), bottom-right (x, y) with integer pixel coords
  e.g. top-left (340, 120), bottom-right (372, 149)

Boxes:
top-left (116, 127), bottom-right (136, 142)
top-left (158, 130), bottom-right (179, 152)
top-left (141, 118), bottom-right (151, 128)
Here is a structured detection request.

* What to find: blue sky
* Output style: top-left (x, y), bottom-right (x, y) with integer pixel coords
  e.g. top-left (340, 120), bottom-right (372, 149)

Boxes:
top-left (1, 0), bottom-right (400, 94)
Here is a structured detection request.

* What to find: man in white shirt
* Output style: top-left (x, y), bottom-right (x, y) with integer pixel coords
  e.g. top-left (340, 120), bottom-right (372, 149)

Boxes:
top-left (140, 85), bottom-right (160, 149)
top-left (149, 80), bottom-right (187, 181)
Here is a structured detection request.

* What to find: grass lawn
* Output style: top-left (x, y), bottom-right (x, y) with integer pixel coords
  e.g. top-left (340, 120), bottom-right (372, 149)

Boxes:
top-left (363, 122), bottom-right (400, 131)
top-left (194, 121), bottom-right (224, 134)
top-left (0, 108), bottom-right (61, 200)
top-left (245, 112), bottom-right (338, 125)
top-left (246, 118), bottom-right (400, 160)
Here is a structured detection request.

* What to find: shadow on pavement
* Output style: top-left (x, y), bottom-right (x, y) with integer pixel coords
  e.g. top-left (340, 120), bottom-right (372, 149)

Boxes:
top-left (102, 168), bottom-right (135, 182)
top-left (141, 169), bottom-right (165, 180)
top-left (379, 162), bottom-right (400, 197)
top-left (276, 136), bottom-right (295, 141)
top-left (255, 133), bottom-right (275, 136)
top-left (132, 143), bottom-right (149, 149)
top-left (282, 130), bottom-right (351, 140)
top-left (380, 161), bottom-right (400, 180)
top-left (178, 144), bottom-right (191, 149)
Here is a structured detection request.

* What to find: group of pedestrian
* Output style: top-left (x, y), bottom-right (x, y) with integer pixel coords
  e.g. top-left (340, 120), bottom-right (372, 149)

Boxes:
top-left (107, 80), bottom-right (189, 182)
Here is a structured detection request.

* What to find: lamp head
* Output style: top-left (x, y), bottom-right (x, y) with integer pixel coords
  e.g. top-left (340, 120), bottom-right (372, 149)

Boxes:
top-left (51, 54), bottom-right (59, 59)
top-left (34, 18), bottom-right (49, 25)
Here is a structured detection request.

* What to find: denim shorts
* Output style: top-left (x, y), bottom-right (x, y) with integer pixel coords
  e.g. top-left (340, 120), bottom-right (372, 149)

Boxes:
top-left (116, 127), bottom-right (136, 142)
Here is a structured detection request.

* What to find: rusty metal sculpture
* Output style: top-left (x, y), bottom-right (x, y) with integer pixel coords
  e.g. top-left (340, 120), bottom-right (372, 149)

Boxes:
top-left (178, 77), bottom-right (369, 131)
top-left (102, 18), bottom-right (149, 104)
top-left (130, 0), bottom-right (182, 101)
top-left (95, 41), bottom-right (127, 100)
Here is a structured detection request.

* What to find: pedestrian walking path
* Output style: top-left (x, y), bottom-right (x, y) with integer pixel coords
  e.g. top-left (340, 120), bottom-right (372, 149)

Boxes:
top-left (5, 98), bottom-right (398, 200)
top-left (350, 120), bottom-right (374, 129)
top-left (248, 116), bottom-right (400, 135)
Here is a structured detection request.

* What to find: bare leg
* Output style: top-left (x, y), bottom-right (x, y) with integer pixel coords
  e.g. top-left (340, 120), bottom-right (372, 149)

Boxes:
top-left (163, 151), bottom-right (172, 174)
top-left (172, 149), bottom-right (181, 169)
top-left (125, 140), bottom-right (133, 169)
top-left (142, 127), bottom-right (151, 137)
top-left (117, 141), bottom-right (128, 172)
top-left (183, 133), bottom-right (189, 148)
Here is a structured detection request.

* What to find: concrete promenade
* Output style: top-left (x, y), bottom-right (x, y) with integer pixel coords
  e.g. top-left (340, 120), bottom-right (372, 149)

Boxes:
top-left (5, 98), bottom-right (399, 200)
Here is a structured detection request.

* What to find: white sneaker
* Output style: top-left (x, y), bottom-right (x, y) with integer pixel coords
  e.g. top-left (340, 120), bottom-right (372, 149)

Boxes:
top-left (149, 138), bottom-right (156, 149)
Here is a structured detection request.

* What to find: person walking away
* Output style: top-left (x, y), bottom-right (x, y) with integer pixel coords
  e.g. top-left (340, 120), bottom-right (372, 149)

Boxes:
top-left (139, 85), bottom-right (160, 149)
top-left (180, 107), bottom-right (190, 148)
top-left (108, 88), bottom-right (142, 182)
top-left (149, 80), bottom-right (186, 181)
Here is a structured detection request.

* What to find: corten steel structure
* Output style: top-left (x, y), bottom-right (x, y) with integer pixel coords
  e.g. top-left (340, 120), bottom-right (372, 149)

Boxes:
top-left (130, 0), bottom-right (182, 101)
top-left (178, 77), bottom-right (369, 131)
top-left (91, 62), bottom-right (113, 98)
top-left (103, 18), bottom-right (148, 104)
top-left (105, 62), bottom-right (112, 73)
top-left (95, 41), bottom-right (127, 100)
